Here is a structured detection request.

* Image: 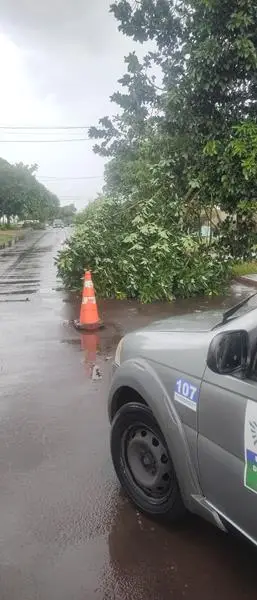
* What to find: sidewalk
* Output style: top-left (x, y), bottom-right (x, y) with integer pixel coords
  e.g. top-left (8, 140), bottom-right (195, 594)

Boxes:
top-left (235, 273), bottom-right (257, 288)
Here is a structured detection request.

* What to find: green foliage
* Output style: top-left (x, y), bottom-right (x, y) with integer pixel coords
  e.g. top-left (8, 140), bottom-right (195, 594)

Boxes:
top-left (57, 197), bottom-right (231, 302)
top-left (202, 121), bottom-right (257, 257)
top-left (0, 159), bottom-right (60, 223)
top-left (202, 122), bottom-right (257, 213)
top-left (58, 0), bottom-right (257, 300)
top-left (58, 203), bottom-right (77, 225)
top-left (232, 262), bottom-right (257, 277)
top-left (0, 229), bottom-right (24, 245)
top-left (98, 0), bottom-right (257, 223)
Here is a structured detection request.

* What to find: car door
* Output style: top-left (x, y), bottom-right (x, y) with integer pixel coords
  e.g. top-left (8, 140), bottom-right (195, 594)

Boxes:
top-left (198, 343), bottom-right (257, 543)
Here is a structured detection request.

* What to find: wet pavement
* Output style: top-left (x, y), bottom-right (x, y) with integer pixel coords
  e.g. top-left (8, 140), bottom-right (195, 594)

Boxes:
top-left (238, 273), bottom-right (257, 288)
top-left (0, 229), bottom-right (257, 600)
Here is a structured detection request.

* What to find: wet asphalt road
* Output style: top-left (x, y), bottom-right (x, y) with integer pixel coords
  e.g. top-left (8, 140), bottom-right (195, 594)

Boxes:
top-left (1, 230), bottom-right (257, 600)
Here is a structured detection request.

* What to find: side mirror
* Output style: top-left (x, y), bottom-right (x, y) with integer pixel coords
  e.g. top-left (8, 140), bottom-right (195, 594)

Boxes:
top-left (207, 330), bottom-right (249, 375)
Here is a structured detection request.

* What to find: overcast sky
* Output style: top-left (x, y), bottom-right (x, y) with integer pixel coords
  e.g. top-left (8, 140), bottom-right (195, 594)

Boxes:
top-left (0, 0), bottom-right (144, 209)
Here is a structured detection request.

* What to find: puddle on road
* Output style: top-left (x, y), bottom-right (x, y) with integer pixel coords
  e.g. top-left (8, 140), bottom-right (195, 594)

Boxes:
top-left (0, 289), bottom-right (37, 296)
top-left (0, 279), bottom-right (40, 285)
top-left (0, 298), bottom-right (30, 303)
top-left (0, 252), bottom-right (18, 259)
top-left (59, 282), bottom-right (257, 382)
top-left (0, 230), bottom-right (67, 304)
top-left (60, 338), bottom-right (81, 346)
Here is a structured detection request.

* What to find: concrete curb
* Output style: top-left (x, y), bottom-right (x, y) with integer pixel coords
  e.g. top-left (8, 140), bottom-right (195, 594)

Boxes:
top-left (0, 233), bottom-right (26, 251)
top-left (234, 276), bottom-right (257, 288)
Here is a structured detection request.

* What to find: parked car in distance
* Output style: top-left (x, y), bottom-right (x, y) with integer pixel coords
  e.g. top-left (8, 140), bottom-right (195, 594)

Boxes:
top-left (53, 219), bottom-right (64, 228)
top-left (108, 293), bottom-right (257, 547)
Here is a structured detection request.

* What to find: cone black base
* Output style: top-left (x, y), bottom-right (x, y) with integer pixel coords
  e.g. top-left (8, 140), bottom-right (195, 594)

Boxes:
top-left (73, 319), bottom-right (104, 332)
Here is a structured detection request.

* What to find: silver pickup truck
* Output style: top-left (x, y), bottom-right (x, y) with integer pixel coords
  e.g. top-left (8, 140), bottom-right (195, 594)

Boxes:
top-left (108, 294), bottom-right (257, 547)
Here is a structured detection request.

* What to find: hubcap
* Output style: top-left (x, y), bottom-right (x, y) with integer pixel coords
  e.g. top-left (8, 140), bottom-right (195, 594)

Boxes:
top-left (123, 425), bottom-right (172, 501)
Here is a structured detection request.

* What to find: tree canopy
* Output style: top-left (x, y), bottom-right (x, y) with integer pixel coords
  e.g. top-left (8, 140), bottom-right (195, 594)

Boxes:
top-left (58, 203), bottom-right (77, 225)
top-left (58, 0), bottom-right (257, 301)
top-left (89, 0), bottom-right (257, 252)
top-left (0, 158), bottom-right (60, 224)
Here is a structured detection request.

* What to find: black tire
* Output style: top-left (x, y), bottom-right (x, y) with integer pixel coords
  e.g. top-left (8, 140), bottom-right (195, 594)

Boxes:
top-left (111, 402), bottom-right (185, 521)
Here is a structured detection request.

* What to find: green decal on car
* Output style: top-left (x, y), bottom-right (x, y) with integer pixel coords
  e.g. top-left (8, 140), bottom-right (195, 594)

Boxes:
top-left (244, 400), bottom-right (257, 494)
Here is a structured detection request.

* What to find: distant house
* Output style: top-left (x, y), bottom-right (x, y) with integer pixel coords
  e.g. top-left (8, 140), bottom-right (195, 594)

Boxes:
top-left (201, 207), bottom-right (227, 236)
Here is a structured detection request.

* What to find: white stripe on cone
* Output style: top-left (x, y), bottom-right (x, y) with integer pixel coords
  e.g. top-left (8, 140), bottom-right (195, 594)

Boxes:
top-left (82, 297), bottom-right (96, 304)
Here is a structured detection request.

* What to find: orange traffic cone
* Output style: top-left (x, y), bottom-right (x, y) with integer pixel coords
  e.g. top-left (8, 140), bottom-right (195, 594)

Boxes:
top-left (75, 270), bottom-right (103, 331)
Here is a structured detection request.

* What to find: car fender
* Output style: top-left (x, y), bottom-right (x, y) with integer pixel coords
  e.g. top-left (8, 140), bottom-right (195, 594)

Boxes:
top-left (108, 358), bottom-right (202, 509)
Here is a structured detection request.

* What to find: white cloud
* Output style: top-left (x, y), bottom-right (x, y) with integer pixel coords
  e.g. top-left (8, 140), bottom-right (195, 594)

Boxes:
top-left (0, 1), bottom-right (147, 208)
top-left (0, 35), bottom-right (59, 125)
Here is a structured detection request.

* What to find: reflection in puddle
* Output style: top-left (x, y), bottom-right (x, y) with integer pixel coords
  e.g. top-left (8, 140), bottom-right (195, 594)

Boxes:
top-left (60, 283), bottom-right (257, 383)
top-left (0, 279), bottom-right (40, 284)
top-left (60, 338), bottom-right (81, 346)
top-left (61, 331), bottom-right (111, 380)
top-left (103, 493), bottom-right (257, 600)
top-left (0, 289), bottom-right (37, 296)
top-left (0, 298), bottom-right (30, 303)
top-left (81, 332), bottom-right (101, 380)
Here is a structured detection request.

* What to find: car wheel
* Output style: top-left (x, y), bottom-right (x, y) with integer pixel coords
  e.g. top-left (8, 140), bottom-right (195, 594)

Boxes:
top-left (111, 402), bottom-right (185, 521)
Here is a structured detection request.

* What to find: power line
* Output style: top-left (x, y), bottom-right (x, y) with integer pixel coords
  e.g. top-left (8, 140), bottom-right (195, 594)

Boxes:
top-left (0, 132), bottom-right (88, 136)
top-left (0, 132), bottom-right (89, 137)
top-left (0, 138), bottom-right (91, 143)
top-left (39, 175), bottom-right (103, 180)
top-left (0, 125), bottom-right (91, 130)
